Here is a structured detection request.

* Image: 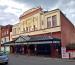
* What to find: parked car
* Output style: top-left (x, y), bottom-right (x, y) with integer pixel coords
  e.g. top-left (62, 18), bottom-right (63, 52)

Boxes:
top-left (0, 51), bottom-right (8, 65)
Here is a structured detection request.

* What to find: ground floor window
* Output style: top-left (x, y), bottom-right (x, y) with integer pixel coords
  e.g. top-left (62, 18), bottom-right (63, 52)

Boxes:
top-left (10, 43), bottom-right (61, 58)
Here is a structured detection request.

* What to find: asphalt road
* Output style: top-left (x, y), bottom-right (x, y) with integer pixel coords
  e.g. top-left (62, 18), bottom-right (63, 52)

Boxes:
top-left (8, 55), bottom-right (75, 65)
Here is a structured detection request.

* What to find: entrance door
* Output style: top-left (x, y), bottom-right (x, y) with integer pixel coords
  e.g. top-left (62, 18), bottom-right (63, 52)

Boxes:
top-left (37, 44), bottom-right (51, 56)
top-left (24, 45), bottom-right (27, 54)
top-left (15, 45), bottom-right (21, 54)
top-left (28, 45), bottom-right (35, 55)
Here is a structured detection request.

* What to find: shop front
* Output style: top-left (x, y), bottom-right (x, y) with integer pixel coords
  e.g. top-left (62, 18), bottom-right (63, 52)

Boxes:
top-left (4, 35), bottom-right (61, 58)
top-left (10, 45), bottom-right (28, 54)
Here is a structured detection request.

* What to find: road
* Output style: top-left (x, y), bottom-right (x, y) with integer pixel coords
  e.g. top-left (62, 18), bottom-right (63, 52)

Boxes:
top-left (8, 54), bottom-right (75, 65)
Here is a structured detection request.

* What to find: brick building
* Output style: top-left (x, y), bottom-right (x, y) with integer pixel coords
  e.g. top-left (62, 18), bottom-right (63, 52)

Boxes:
top-left (0, 25), bottom-right (12, 52)
top-left (4, 7), bottom-right (75, 58)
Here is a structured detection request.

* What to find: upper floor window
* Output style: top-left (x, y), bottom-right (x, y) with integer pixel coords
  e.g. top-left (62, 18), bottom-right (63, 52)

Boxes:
top-left (13, 28), bottom-right (16, 35)
top-left (7, 30), bottom-right (9, 34)
top-left (23, 28), bottom-right (25, 33)
top-left (29, 26), bottom-right (31, 32)
top-left (47, 17), bottom-right (52, 28)
top-left (33, 25), bottom-right (36, 31)
top-left (6, 37), bottom-right (9, 42)
top-left (2, 33), bottom-right (4, 37)
top-left (52, 15), bottom-right (57, 27)
top-left (4, 32), bottom-right (6, 36)
top-left (14, 28), bottom-right (16, 34)
top-left (33, 25), bottom-right (37, 31)
top-left (33, 17), bottom-right (38, 31)
top-left (26, 27), bottom-right (28, 32)
top-left (41, 20), bottom-right (44, 25)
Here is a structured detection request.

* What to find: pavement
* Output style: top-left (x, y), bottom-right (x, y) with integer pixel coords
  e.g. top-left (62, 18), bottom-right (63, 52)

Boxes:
top-left (8, 54), bottom-right (75, 65)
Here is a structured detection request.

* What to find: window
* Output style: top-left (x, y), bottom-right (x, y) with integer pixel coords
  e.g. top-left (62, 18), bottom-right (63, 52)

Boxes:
top-left (23, 28), bottom-right (25, 33)
top-left (2, 38), bottom-right (6, 43)
top-left (33, 25), bottom-right (37, 31)
top-left (33, 25), bottom-right (35, 31)
top-left (26, 26), bottom-right (33, 32)
top-left (26, 27), bottom-right (28, 32)
top-left (7, 31), bottom-right (9, 34)
top-left (41, 20), bottom-right (44, 25)
top-left (2, 38), bottom-right (5, 43)
top-left (33, 17), bottom-right (38, 30)
top-left (13, 28), bottom-right (16, 35)
top-left (6, 37), bottom-right (9, 42)
top-left (4, 38), bottom-right (6, 43)
top-left (4, 32), bottom-right (6, 35)
top-left (2, 33), bottom-right (4, 37)
top-left (52, 15), bottom-right (57, 27)
top-left (47, 17), bottom-right (52, 28)
top-left (29, 26), bottom-right (31, 32)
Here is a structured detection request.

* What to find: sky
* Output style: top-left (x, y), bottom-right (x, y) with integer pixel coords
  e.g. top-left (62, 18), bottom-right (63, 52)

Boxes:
top-left (0, 0), bottom-right (75, 25)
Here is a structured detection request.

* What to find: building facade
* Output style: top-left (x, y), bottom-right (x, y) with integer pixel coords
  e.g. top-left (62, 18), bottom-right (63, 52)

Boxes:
top-left (8, 7), bottom-right (75, 58)
top-left (12, 7), bottom-right (61, 38)
top-left (0, 25), bottom-right (12, 52)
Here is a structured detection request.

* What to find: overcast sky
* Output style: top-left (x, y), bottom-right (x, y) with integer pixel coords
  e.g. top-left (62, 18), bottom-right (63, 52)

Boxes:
top-left (0, 0), bottom-right (75, 25)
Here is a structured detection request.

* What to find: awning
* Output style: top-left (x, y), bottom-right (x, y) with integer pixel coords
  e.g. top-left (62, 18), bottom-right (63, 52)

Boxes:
top-left (4, 35), bottom-right (61, 45)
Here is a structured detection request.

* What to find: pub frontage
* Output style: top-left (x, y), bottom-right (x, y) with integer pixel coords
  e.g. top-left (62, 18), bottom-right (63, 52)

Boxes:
top-left (4, 35), bottom-right (61, 58)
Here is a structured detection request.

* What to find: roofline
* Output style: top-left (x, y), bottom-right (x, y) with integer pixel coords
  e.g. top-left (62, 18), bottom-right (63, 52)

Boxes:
top-left (60, 11), bottom-right (75, 28)
top-left (43, 8), bottom-right (61, 15)
top-left (19, 7), bottom-right (42, 19)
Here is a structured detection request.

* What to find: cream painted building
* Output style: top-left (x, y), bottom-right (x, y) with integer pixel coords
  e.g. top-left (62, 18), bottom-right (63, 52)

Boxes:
top-left (12, 7), bottom-right (61, 40)
top-left (12, 23), bottom-right (21, 40)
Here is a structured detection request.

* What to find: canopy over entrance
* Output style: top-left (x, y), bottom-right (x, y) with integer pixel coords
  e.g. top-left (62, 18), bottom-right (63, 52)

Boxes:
top-left (4, 35), bottom-right (61, 46)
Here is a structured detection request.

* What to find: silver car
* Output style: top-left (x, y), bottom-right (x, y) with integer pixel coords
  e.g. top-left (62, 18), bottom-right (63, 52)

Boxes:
top-left (0, 52), bottom-right (8, 65)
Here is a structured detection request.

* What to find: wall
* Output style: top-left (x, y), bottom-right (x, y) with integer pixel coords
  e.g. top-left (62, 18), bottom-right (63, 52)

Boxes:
top-left (12, 23), bottom-right (20, 35)
top-left (1, 25), bottom-right (12, 38)
top-left (31, 31), bottom-right (61, 39)
top-left (20, 11), bottom-right (42, 32)
top-left (12, 9), bottom-right (61, 39)
top-left (44, 9), bottom-right (61, 28)
top-left (0, 25), bottom-right (12, 44)
top-left (60, 12), bottom-right (75, 47)
top-left (0, 25), bottom-right (12, 52)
